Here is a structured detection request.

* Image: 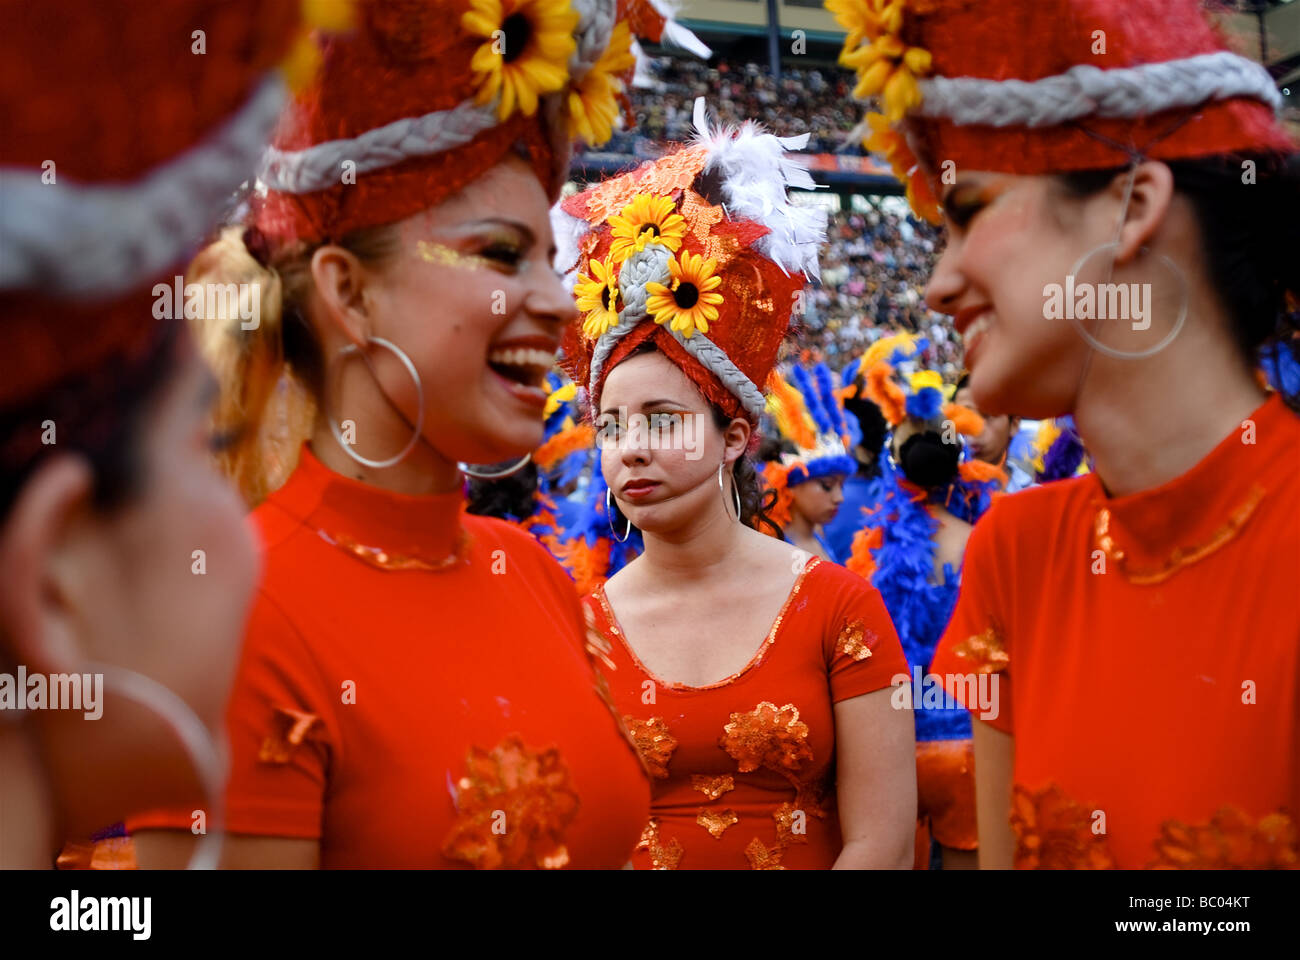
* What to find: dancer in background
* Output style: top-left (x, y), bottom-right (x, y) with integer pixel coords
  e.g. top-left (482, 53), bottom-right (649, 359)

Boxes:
top-left (953, 374), bottom-right (1034, 493)
top-left (846, 355), bottom-right (997, 870)
top-left (762, 364), bottom-right (859, 562)
top-left (0, 0), bottom-right (303, 869)
top-left (831, 0), bottom-right (1299, 867)
top-left (131, 0), bottom-right (710, 869)
top-left (558, 101), bottom-right (915, 869)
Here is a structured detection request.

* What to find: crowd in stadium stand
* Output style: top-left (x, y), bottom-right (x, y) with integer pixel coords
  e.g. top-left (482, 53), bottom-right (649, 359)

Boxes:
top-left (798, 208), bottom-right (964, 379)
top-left (597, 56), bottom-right (865, 157)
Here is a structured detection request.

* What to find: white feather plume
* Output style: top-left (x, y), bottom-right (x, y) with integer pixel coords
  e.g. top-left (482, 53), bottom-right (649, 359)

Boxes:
top-left (690, 97), bottom-right (827, 281)
top-left (550, 202), bottom-right (591, 293)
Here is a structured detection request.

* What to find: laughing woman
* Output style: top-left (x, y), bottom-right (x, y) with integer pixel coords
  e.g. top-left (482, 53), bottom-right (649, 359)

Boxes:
top-left (127, 0), bottom-right (714, 869)
top-left (829, 0), bottom-right (1300, 867)
top-left (558, 103), bottom-right (916, 870)
top-left (1, 0), bottom-right (299, 868)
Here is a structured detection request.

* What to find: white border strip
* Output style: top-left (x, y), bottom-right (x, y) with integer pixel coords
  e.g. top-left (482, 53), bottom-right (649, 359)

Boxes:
top-left (0, 75), bottom-right (287, 298)
top-left (916, 51), bottom-right (1282, 129)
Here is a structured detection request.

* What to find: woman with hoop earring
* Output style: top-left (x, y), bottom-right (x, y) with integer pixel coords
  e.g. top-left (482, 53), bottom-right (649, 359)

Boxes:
top-left (826, 0), bottom-right (1300, 867)
top-left (124, 2), bottom-right (716, 869)
top-left (561, 102), bottom-right (917, 869)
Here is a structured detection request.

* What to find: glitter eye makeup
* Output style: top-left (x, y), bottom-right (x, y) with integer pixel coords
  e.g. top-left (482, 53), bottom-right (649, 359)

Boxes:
top-left (415, 240), bottom-right (495, 272)
top-left (943, 179), bottom-right (1013, 230)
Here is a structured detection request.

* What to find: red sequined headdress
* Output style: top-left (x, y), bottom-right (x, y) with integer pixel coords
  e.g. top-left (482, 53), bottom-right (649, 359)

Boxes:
top-left (556, 99), bottom-right (828, 423)
top-left (253, 0), bottom-right (708, 244)
top-left (0, 0), bottom-right (309, 417)
top-left (826, 0), bottom-right (1295, 223)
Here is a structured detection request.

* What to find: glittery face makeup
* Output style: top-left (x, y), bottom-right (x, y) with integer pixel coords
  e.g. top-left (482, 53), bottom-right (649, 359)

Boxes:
top-left (415, 218), bottom-right (537, 276)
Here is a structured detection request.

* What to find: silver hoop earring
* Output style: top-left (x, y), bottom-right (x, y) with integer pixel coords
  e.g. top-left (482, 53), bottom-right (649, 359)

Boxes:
top-left (1065, 242), bottom-right (1188, 360)
top-left (327, 337), bottom-right (425, 469)
top-left (458, 454), bottom-right (533, 480)
top-left (86, 663), bottom-right (225, 870)
top-left (606, 487), bottom-right (631, 542)
top-left (718, 462), bottom-right (741, 521)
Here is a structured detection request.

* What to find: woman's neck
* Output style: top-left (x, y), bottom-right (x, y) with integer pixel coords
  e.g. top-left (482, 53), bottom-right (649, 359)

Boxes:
top-left (308, 420), bottom-right (463, 496)
top-left (0, 724), bottom-right (54, 868)
top-left (1072, 303), bottom-right (1266, 498)
top-left (635, 503), bottom-right (749, 589)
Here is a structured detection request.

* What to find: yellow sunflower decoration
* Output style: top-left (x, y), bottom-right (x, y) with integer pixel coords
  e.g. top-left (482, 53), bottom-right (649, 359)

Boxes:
top-left (569, 21), bottom-right (635, 146)
top-left (645, 251), bottom-right (724, 339)
top-left (864, 113), bottom-right (941, 224)
top-left (827, 0), bottom-right (932, 123)
top-left (463, 0), bottom-right (579, 121)
top-left (607, 194), bottom-right (688, 262)
top-left (574, 256), bottom-right (623, 339)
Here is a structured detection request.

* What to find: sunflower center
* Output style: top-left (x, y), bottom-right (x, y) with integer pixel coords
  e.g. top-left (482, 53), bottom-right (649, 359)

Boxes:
top-left (637, 223), bottom-right (661, 239)
top-left (673, 282), bottom-right (700, 310)
top-left (602, 284), bottom-right (619, 311)
top-left (501, 12), bottom-right (531, 64)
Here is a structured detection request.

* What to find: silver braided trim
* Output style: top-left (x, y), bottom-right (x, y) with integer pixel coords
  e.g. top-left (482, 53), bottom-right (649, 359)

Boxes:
top-left (259, 95), bottom-right (501, 194)
top-left (916, 52), bottom-right (1283, 129)
top-left (664, 325), bottom-right (766, 420)
top-left (617, 243), bottom-right (673, 317)
top-left (571, 0), bottom-right (616, 82)
top-left (587, 319), bottom-right (766, 421)
top-left (0, 75), bottom-right (287, 298)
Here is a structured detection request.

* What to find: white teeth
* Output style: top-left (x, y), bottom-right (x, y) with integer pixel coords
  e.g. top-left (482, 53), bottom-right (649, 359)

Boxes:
top-left (487, 347), bottom-right (555, 369)
top-left (963, 314), bottom-right (991, 351)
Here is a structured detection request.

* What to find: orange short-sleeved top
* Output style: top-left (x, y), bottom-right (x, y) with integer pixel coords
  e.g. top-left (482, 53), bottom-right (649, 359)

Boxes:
top-left (932, 393), bottom-right (1300, 869)
top-left (583, 555), bottom-right (909, 869)
top-left (130, 445), bottom-right (650, 868)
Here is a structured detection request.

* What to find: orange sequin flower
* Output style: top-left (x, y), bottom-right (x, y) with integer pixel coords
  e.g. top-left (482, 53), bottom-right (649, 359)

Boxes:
top-left (1010, 783), bottom-right (1116, 870)
top-left (744, 837), bottom-right (786, 870)
top-left (1149, 808), bottom-right (1298, 869)
top-left (691, 774), bottom-right (736, 800)
top-left (836, 618), bottom-right (875, 661)
top-left (258, 706), bottom-right (322, 764)
top-left (697, 809), bottom-right (740, 839)
top-left (624, 715), bottom-right (678, 779)
top-left (948, 625), bottom-right (1010, 675)
top-left (442, 734), bottom-right (580, 869)
top-left (720, 701), bottom-right (814, 775)
top-left (637, 818), bottom-right (684, 869)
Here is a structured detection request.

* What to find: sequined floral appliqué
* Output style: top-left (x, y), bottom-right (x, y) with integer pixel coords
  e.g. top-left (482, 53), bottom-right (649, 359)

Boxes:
top-left (719, 701), bottom-right (813, 775)
top-left (624, 715), bottom-right (677, 779)
top-left (637, 818), bottom-right (684, 870)
top-left (1012, 782), bottom-right (1299, 869)
top-left (442, 734), bottom-right (580, 869)
top-left (948, 624), bottom-right (1009, 674)
top-left (1011, 782), bottom-right (1115, 869)
top-left (836, 617), bottom-right (876, 661)
top-left (258, 706), bottom-right (322, 764)
top-left (691, 774), bottom-right (735, 800)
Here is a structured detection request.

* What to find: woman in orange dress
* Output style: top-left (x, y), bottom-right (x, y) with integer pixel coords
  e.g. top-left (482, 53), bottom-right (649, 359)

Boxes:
top-left (0, 0), bottom-right (301, 868)
top-left (828, 0), bottom-right (1299, 867)
top-left (557, 102), bottom-right (917, 869)
top-left (127, 0), bottom-right (711, 869)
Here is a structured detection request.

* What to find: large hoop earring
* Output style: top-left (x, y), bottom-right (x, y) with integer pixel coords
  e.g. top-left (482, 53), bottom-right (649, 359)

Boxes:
top-left (606, 487), bottom-right (631, 542)
top-left (458, 454), bottom-right (533, 480)
top-left (85, 663), bottom-right (225, 870)
top-left (718, 461), bottom-right (741, 521)
top-left (327, 337), bottom-right (425, 469)
top-left (1066, 242), bottom-right (1188, 360)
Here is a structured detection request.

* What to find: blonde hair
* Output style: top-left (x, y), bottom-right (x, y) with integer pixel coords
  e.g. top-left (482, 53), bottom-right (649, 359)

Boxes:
top-left (186, 222), bottom-right (397, 506)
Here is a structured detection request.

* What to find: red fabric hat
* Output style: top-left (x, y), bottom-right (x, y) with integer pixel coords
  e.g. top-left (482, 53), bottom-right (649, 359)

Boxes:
top-left (556, 99), bottom-right (827, 423)
top-left (827, 0), bottom-right (1294, 221)
top-left (253, 0), bottom-right (707, 245)
top-left (0, 0), bottom-right (303, 414)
